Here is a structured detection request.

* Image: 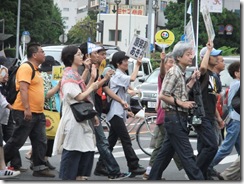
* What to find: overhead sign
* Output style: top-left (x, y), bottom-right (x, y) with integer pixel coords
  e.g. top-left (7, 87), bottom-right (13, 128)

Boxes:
top-left (126, 34), bottom-right (148, 60)
top-left (155, 29), bottom-right (175, 50)
top-left (200, 0), bottom-right (223, 13)
top-left (202, 5), bottom-right (215, 41)
top-left (109, 5), bottom-right (145, 15)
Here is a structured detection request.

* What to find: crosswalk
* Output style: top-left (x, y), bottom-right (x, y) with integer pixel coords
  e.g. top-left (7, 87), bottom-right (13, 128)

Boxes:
top-left (19, 138), bottom-right (237, 166)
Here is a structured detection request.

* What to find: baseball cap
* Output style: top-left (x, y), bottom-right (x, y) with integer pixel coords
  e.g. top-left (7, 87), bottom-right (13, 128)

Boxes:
top-left (199, 47), bottom-right (222, 59)
top-left (111, 51), bottom-right (129, 68)
top-left (97, 46), bottom-right (108, 53)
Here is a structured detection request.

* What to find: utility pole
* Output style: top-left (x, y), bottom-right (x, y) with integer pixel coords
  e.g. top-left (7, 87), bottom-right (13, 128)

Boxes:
top-left (16, 0), bottom-right (21, 58)
top-left (193, 0), bottom-right (199, 66)
top-left (147, 0), bottom-right (153, 58)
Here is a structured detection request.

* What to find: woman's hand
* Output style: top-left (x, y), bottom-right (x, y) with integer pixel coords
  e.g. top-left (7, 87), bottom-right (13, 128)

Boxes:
top-left (83, 58), bottom-right (91, 69)
top-left (91, 81), bottom-right (99, 91)
top-left (160, 52), bottom-right (166, 61)
top-left (191, 69), bottom-right (201, 82)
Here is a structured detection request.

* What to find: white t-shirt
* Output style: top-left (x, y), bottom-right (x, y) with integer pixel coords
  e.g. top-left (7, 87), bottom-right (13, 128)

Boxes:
top-left (52, 82), bottom-right (96, 155)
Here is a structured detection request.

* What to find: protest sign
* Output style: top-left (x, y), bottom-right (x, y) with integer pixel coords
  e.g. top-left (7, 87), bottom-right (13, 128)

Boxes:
top-left (202, 5), bottom-right (215, 41)
top-left (155, 29), bottom-right (175, 52)
top-left (126, 34), bottom-right (148, 60)
top-left (52, 65), bottom-right (64, 81)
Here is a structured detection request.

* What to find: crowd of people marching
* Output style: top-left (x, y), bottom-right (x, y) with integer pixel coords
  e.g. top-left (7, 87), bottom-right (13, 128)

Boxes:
top-left (0, 39), bottom-right (240, 180)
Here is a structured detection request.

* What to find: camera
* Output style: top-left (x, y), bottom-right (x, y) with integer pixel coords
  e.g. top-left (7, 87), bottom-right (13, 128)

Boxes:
top-left (191, 115), bottom-right (202, 125)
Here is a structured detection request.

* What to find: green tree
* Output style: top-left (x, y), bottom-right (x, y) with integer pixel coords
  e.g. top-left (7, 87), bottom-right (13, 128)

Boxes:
top-left (67, 16), bottom-right (97, 44)
top-left (163, 1), bottom-right (240, 55)
top-left (0, 0), bottom-right (63, 47)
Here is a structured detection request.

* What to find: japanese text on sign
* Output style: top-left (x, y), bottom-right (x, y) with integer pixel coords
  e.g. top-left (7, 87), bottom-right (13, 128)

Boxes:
top-left (126, 35), bottom-right (148, 60)
top-left (52, 66), bottom-right (64, 81)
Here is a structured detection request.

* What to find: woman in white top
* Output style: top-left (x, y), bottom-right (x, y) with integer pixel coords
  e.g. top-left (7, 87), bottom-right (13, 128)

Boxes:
top-left (53, 45), bottom-right (99, 180)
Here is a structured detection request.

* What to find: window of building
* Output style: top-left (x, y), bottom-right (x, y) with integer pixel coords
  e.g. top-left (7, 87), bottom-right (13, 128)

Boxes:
top-left (63, 8), bottom-right (69, 11)
top-left (109, 30), bottom-right (122, 42)
top-left (63, 17), bottom-right (69, 20)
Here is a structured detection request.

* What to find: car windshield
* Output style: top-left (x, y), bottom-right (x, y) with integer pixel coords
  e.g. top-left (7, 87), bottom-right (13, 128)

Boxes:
top-left (145, 69), bottom-right (159, 83)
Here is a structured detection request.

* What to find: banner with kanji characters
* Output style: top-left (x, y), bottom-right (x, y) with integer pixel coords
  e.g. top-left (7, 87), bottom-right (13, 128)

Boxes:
top-left (202, 5), bottom-right (215, 41)
top-left (126, 35), bottom-right (148, 60)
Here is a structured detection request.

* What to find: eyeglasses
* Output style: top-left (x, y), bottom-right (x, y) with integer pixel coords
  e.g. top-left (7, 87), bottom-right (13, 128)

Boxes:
top-left (75, 53), bottom-right (84, 58)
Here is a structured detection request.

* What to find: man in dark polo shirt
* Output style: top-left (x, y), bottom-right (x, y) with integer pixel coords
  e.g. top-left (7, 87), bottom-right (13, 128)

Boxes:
top-left (148, 41), bottom-right (204, 180)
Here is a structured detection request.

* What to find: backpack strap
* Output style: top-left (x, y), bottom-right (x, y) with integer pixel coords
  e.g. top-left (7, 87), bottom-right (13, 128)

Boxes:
top-left (25, 61), bottom-right (36, 80)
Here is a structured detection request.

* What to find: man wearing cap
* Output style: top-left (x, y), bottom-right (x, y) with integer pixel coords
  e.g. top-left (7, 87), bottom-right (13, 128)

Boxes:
top-left (79, 43), bottom-right (130, 179)
top-left (194, 40), bottom-right (225, 180)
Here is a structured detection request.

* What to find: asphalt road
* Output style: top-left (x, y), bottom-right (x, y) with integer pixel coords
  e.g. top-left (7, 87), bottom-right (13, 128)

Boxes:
top-left (3, 130), bottom-right (237, 182)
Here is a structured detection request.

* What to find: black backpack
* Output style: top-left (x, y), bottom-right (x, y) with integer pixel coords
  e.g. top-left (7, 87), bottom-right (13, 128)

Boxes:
top-left (6, 61), bottom-right (35, 104)
top-left (231, 86), bottom-right (240, 114)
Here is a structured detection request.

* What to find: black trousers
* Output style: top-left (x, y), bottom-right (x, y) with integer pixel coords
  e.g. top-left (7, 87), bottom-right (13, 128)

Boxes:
top-left (148, 111), bottom-right (204, 180)
top-left (2, 111), bottom-right (22, 168)
top-left (108, 115), bottom-right (139, 170)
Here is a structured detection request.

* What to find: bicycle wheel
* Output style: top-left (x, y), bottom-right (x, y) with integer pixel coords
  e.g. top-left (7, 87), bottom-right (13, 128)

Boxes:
top-left (136, 116), bottom-right (157, 156)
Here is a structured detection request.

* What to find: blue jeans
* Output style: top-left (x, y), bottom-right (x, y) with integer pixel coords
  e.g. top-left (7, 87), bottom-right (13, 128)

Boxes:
top-left (194, 117), bottom-right (218, 179)
top-left (148, 111), bottom-right (204, 180)
top-left (4, 110), bottom-right (47, 171)
top-left (95, 120), bottom-right (120, 175)
top-left (59, 149), bottom-right (94, 180)
top-left (210, 119), bottom-right (240, 168)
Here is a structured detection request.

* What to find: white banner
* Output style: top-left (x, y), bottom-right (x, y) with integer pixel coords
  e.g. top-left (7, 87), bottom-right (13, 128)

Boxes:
top-left (202, 5), bottom-right (215, 41)
top-left (100, 0), bottom-right (106, 8)
top-left (200, 0), bottom-right (223, 13)
top-left (185, 18), bottom-right (196, 56)
top-left (126, 35), bottom-right (148, 60)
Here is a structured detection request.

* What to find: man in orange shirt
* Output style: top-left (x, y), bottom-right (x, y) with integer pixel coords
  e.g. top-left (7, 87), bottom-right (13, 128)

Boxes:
top-left (3, 43), bottom-right (55, 177)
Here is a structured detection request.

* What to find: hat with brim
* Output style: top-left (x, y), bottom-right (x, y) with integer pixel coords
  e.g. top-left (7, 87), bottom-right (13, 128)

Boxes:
top-left (112, 51), bottom-right (130, 66)
top-left (97, 46), bottom-right (108, 53)
top-left (200, 47), bottom-right (222, 59)
top-left (40, 55), bottom-right (60, 72)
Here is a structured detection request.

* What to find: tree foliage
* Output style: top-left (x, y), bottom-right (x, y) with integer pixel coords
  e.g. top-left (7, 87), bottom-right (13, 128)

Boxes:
top-left (163, 1), bottom-right (240, 55)
top-left (0, 0), bottom-right (64, 48)
top-left (67, 9), bottom-right (98, 44)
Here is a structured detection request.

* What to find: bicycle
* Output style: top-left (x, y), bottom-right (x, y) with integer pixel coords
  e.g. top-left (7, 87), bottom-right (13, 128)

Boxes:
top-left (100, 97), bottom-right (157, 156)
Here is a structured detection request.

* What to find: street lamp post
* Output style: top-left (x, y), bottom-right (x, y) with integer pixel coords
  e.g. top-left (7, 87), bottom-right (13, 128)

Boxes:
top-left (0, 19), bottom-right (5, 50)
top-left (152, 0), bottom-right (159, 58)
top-left (114, 0), bottom-right (121, 46)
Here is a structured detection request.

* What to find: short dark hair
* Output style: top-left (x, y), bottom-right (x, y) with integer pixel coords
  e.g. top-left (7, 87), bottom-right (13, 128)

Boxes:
top-left (27, 43), bottom-right (41, 59)
top-left (228, 61), bottom-right (240, 79)
top-left (61, 45), bottom-right (79, 67)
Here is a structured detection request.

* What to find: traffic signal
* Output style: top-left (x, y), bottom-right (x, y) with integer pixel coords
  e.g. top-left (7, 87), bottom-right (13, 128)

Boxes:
top-left (97, 20), bottom-right (104, 33)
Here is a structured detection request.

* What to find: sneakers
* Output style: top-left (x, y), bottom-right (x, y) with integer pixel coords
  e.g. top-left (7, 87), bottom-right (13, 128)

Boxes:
top-left (94, 163), bottom-right (108, 176)
top-left (32, 169), bottom-right (55, 177)
top-left (208, 168), bottom-right (220, 177)
top-left (108, 172), bottom-right (131, 180)
top-left (8, 166), bottom-right (28, 172)
top-left (45, 160), bottom-right (56, 170)
top-left (0, 169), bottom-right (20, 178)
top-left (129, 165), bottom-right (146, 176)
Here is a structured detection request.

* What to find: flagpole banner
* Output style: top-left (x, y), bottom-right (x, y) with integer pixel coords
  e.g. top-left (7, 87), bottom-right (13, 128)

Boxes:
top-left (126, 34), bottom-right (148, 60)
top-left (200, 0), bottom-right (223, 13)
top-left (201, 5), bottom-right (215, 41)
top-left (187, 2), bottom-right (192, 15)
top-left (185, 18), bottom-right (196, 55)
